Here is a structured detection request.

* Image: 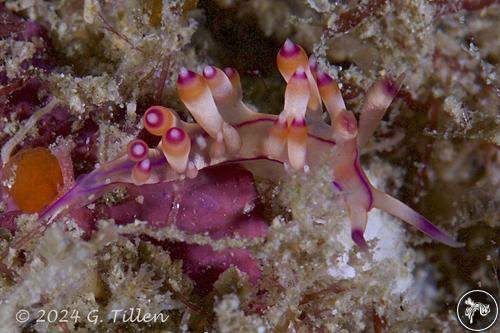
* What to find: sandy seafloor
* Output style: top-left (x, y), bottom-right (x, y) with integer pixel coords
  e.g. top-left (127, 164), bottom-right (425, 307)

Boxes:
top-left (0, 1), bottom-right (499, 332)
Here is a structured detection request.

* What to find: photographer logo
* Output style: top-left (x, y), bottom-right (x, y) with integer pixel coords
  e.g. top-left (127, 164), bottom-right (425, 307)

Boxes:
top-left (457, 289), bottom-right (498, 332)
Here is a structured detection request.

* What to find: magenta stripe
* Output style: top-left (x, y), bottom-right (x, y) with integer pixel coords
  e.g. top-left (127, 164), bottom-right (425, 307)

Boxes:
top-left (353, 148), bottom-right (373, 209)
top-left (191, 117), bottom-right (336, 146)
top-left (311, 135), bottom-right (336, 145)
top-left (219, 155), bottom-right (284, 165)
top-left (235, 117), bottom-right (336, 145)
top-left (234, 117), bottom-right (274, 127)
top-left (332, 181), bottom-right (343, 191)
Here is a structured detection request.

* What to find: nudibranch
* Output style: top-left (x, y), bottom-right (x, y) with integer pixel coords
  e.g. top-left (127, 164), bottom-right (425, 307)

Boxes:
top-left (22, 39), bottom-right (463, 251)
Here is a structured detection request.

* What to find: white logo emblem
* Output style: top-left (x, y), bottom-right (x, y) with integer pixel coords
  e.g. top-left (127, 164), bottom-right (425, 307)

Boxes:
top-left (457, 289), bottom-right (498, 332)
top-left (464, 297), bottom-right (490, 324)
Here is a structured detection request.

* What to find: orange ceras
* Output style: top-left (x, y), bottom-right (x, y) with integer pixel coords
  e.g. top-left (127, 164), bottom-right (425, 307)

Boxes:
top-left (2, 147), bottom-right (63, 213)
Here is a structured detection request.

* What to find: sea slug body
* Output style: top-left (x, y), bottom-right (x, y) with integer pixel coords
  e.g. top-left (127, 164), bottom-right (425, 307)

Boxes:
top-left (3, 39), bottom-right (464, 257)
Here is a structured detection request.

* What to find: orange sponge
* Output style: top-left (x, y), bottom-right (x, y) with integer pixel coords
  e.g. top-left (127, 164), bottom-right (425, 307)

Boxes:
top-left (3, 147), bottom-right (63, 213)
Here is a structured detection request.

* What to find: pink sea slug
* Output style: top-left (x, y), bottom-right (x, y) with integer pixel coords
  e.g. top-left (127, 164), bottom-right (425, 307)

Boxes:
top-left (1, 39), bottom-right (464, 283)
top-left (42, 40), bottom-right (462, 247)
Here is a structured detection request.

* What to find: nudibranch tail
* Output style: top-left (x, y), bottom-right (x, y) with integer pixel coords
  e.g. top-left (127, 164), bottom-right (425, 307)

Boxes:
top-left (373, 189), bottom-right (464, 248)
